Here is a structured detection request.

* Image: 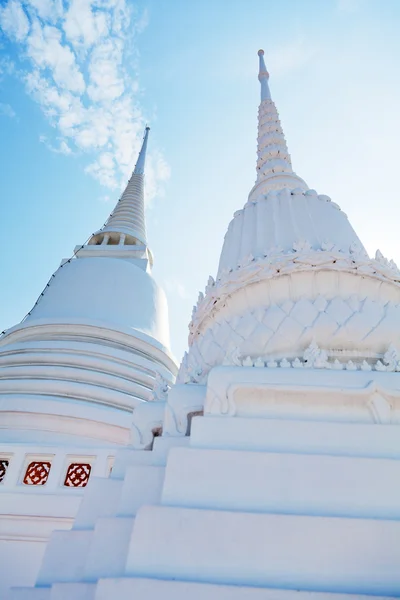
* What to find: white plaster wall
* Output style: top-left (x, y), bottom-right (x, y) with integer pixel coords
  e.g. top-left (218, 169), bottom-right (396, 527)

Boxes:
top-left (0, 540), bottom-right (47, 599)
top-left (127, 505), bottom-right (400, 595)
top-left (0, 443), bottom-right (115, 595)
top-left (190, 415), bottom-right (400, 458)
top-left (22, 257), bottom-right (171, 349)
top-left (162, 447), bottom-right (400, 518)
top-left (217, 191), bottom-right (364, 277)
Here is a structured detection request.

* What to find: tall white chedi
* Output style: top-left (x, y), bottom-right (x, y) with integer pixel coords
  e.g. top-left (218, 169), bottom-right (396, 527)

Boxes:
top-left (7, 52), bottom-right (400, 600)
top-left (0, 128), bottom-right (177, 597)
top-left (180, 49), bottom-right (400, 383)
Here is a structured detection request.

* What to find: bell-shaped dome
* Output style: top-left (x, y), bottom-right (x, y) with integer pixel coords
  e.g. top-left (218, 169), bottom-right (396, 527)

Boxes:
top-left (21, 256), bottom-right (171, 351)
top-left (0, 128), bottom-right (177, 447)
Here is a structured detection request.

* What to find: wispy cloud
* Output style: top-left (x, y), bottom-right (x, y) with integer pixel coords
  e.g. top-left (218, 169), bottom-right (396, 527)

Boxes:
top-left (0, 55), bottom-right (15, 79)
top-left (0, 0), bottom-right (169, 203)
top-left (0, 102), bottom-right (17, 118)
top-left (39, 134), bottom-right (72, 154)
top-left (0, 0), bottom-right (29, 41)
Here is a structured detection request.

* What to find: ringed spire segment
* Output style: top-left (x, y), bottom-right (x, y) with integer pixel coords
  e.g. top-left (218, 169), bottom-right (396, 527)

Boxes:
top-left (258, 49), bottom-right (271, 101)
top-left (87, 126), bottom-right (152, 265)
top-left (249, 49), bottom-right (308, 199)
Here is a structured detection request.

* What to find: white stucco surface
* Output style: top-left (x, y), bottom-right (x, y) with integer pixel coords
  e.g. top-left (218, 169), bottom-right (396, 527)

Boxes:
top-left (22, 256), bottom-right (170, 349)
top-left (5, 50), bottom-right (400, 600)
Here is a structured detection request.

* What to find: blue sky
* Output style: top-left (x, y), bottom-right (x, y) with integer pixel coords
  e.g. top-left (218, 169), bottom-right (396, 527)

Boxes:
top-left (1, 0), bottom-right (400, 362)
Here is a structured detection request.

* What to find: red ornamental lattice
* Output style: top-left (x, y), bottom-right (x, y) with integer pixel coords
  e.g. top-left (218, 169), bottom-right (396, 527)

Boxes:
top-left (23, 461), bottom-right (51, 485)
top-left (0, 460), bottom-right (9, 483)
top-left (64, 463), bottom-right (91, 488)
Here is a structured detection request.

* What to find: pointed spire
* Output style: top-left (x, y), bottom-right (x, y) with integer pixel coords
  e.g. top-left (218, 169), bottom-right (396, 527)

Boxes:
top-left (258, 49), bottom-right (271, 101)
top-left (93, 127), bottom-right (150, 248)
top-left (249, 50), bottom-right (308, 200)
top-left (134, 126), bottom-right (150, 175)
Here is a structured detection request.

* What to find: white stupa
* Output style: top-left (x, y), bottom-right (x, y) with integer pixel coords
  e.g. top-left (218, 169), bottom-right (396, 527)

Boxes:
top-left (6, 51), bottom-right (400, 600)
top-left (0, 128), bottom-right (177, 596)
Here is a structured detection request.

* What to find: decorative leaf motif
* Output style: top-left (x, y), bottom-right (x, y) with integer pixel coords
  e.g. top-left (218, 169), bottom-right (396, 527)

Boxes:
top-left (331, 359), bottom-right (343, 370)
top-left (293, 239), bottom-right (312, 253)
top-left (303, 341), bottom-right (328, 368)
top-left (292, 357), bottom-right (303, 368)
top-left (267, 359), bottom-right (278, 368)
top-left (345, 360), bottom-right (357, 371)
top-left (205, 275), bottom-right (215, 294)
top-left (188, 366), bottom-right (203, 383)
top-left (321, 240), bottom-right (335, 252)
top-left (242, 356), bottom-right (254, 367)
top-left (383, 344), bottom-right (400, 372)
top-left (280, 358), bottom-right (291, 368)
top-left (151, 372), bottom-right (170, 402)
top-left (191, 305), bottom-right (197, 320)
top-left (375, 360), bottom-right (386, 372)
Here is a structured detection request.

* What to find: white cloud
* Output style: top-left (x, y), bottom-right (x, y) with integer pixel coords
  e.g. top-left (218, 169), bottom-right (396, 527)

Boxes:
top-left (0, 0), bottom-right (29, 41)
top-left (40, 135), bottom-right (73, 154)
top-left (85, 151), bottom-right (117, 188)
top-left (26, 21), bottom-right (85, 93)
top-left (0, 0), bottom-right (169, 203)
top-left (87, 39), bottom-right (124, 102)
top-left (0, 56), bottom-right (15, 79)
top-left (63, 0), bottom-right (109, 51)
top-left (25, 0), bottom-right (63, 23)
top-left (0, 102), bottom-right (16, 118)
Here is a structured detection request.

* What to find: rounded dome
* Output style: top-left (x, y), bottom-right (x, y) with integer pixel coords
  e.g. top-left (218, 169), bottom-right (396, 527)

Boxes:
top-left (24, 256), bottom-right (171, 350)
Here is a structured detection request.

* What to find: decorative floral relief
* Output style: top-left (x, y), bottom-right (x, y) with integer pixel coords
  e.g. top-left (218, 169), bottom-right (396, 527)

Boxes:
top-left (383, 344), bottom-right (400, 372)
top-left (188, 243), bottom-right (400, 338)
top-left (303, 341), bottom-right (328, 369)
top-left (0, 460), bottom-right (9, 483)
top-left (187, 343), bottom-right (400, 377)
top-left (23, 461), bottom-right (51, 486)
top-left (321, 240), bottom-right (335, 252)
top-left (205, 275), bottom-right (215, 295)
top-left (64, 463), bottom-right (91, 488)
top-left (293, 239), bottom-right (312, 253)
top-left (181, 365), bottom-right (204, 385)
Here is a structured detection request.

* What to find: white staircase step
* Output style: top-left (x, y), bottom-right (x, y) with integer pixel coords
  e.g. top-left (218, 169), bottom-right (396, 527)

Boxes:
top-left (95, 577), bottom-right (400, 600)
top-left (191, 416), bottom-right (400, 459)
top-left (73, 478), bottom-right (123, 530)
top-left (162, 446), bottom-right (400, 519)
top-left (151, 436), bottom-right (190, 466)
top-left (83, 517), bottom-right (135, 582)
top-left (51, 582), bottom-right (96, 600)
top-left (126, 505), bottom-right (400, 595)
top-left (37, 530), bottom-right (93, 586)
top-left (110, 448), bottom-right (155, 479)
top-left (8, 589), bottom-right (51, 600)
top-left (117, 465), bottom-right (165, 517)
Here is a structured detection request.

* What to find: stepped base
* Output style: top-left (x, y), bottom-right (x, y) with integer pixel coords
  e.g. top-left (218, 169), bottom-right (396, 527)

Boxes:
top-left (95, 577), bottom-right (400, 600)
top-left (127, 505), bottom-right (400, 595)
